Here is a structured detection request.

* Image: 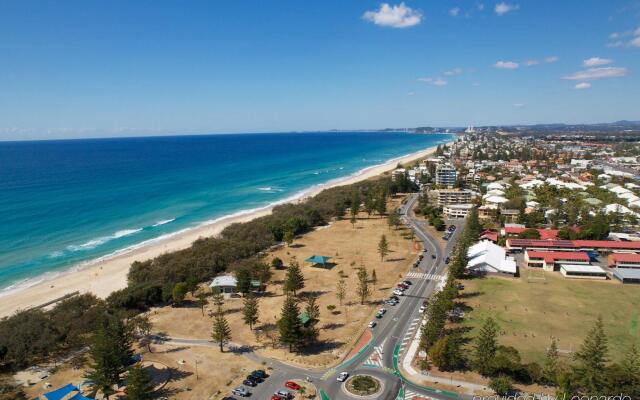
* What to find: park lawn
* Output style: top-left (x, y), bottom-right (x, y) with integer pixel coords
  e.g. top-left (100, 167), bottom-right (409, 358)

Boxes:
top-left (461, 269), bottom-right (640, 364)
top-left (151, 199), bottom-right (418, 368)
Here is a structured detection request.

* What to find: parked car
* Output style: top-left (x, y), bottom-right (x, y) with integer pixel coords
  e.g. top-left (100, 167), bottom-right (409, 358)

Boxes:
top-left (275, 389), bottom-right (292, 399)
top-left (393, 289), bottom-right (404, 296)
top-left (271, 395), bottom-right (284, 400)
top-left (222, 397), bottom-right (236, 400)
top-left (378, 307), bottom-right (387, 315)
top-left (397, 283), bottom-right (408, 289)
top-left (232, 387), bottom-right (250, 397)
top-left (431, 254), bottom-right (436, 259)
top-left (251, 369), bottom-right (267, 379)
top-left (246, 374), bottom-right (262, 383)
top-left (368, 321), bottom-right (377, 328)
top-left (419, 305), bottom-right (426, 313)
top-left (390, 295), bottom-right (399, 301)
top-left (284, 381), bottom-right (302, 391)
top-left (243, 379), bottom-right (257, 387)
top-left (445, 257), bottom-right (450, 264)
top-left (403, 280), bottom-right (412, 286)
top-left (337, 372), bottom-right (349, 382)
top-left (385, 298), bottom-right (398, 306)
top-left (423, 248), bottom-right (428, 253)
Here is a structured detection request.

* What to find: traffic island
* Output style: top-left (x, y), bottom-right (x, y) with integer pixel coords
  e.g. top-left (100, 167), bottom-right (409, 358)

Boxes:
top-left (344, 375), bottom-right (383, 398)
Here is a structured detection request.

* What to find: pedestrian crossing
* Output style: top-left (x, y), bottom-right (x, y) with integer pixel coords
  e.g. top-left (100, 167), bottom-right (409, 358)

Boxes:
top-left (406, 272), bottom-right (445, 281)
top-left (363, 339), bottom-right (386, 368)
top-left (404, 389), bottom-right (434, 400)
top-left (321, 368), bottom-right (335, 380)
top-left (400, 318), bottom-right (421, 353)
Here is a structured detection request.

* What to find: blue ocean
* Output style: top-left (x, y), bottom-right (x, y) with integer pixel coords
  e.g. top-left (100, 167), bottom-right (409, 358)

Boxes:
top-left (0, 132), bottom-right (451, 291)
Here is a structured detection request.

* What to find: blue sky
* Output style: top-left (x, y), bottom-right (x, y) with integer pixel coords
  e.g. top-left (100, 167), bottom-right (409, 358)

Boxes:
top-left (0, 0), bottom-right (639, 140)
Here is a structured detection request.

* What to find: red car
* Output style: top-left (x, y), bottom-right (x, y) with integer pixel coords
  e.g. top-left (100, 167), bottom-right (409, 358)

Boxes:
top-left (284, 381), bottom-right (302, 391)
top-left (271, 395), bottom-right (283, 400)
top-left (397, 283), bottom-right (408, 289)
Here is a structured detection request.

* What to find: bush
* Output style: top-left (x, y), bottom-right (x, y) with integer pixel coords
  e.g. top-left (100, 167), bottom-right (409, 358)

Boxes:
top-left (489, 375), bottom-right (514, 395)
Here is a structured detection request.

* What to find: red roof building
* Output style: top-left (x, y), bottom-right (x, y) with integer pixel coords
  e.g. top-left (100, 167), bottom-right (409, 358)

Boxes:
top-left (479, 230), bottom-right (499, 242)
top-left (525, 250), bottom-right (590, 271)
top-left (608, 253), bottom-right (640, 269)
top-left (502, 227), bottom-right (559, 240)
top-left (507, 239), bottom-right (640, 253)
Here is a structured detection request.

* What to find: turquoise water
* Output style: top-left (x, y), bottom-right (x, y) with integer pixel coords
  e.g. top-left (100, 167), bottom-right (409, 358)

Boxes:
top-left (0, 132), bottom-right (452, 290)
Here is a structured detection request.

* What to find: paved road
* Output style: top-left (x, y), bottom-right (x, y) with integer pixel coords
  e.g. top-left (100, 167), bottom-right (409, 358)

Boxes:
top-left (156, 193), bottom-right (466, 400)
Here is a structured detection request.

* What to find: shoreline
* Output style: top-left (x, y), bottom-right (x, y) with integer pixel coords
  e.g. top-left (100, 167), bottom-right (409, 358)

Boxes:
top-left (0, 141), bottom-right (447, 318)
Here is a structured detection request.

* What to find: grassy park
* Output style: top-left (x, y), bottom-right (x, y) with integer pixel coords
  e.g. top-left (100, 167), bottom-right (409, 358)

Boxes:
top-left (461, 269), bottom-right (640, 363)
top-left (150, 200), bottom-right (417, 367)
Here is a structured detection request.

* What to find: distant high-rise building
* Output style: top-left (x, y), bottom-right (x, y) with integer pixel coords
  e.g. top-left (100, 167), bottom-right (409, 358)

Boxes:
top-left (435, 164), bottom-right (457, 187)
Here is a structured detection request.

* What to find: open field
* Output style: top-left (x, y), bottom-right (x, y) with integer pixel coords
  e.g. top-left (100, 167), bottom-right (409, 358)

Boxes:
top-left (150, 202), bottom-right (417, 368)
top-left (461, 268), bottom-right (640, 363)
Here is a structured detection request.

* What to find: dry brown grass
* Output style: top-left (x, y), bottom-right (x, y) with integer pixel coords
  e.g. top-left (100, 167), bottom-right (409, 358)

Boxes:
top-left (151, 202), bottom-right (417, 368)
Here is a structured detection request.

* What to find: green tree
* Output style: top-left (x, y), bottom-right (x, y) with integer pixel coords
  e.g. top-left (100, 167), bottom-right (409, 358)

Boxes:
top-left (350, 213), bottom-right (357, 228)
top-left (336, 278), bottom-right (347, 306)
top-left (283, 230), bottom-right (295, 247)
top-left (131, 313), bottom-right (153, 353)
top-left (126, 364), bottom-right (154, 400)
top-left (196, 292), bottom-right (208, 317)
top-left (236, 267), bottom-right (252, 297)
top-left (85, 316), bottom-right (134, 399)
top-left (212, 293), bottom-right (225, 309)
top-left (284, 260), bottom-right (305, 296)
top-left (612, 343), bottom-right (640, 397)
top-left (350, 191), bottom-right (361, 219)
top-left (271, 257), bottom-right (284, 269)
top-left (211, 307), bottom-right (232, 352)
top-left (278, 295), bottom-right (303, 352)
top-left (375, 191), bottom-right (387, 216)
top-left (356, 268), bottom-right (371, 305)
top-left (171, 282), bottom-right (189, 305)
top-left (378, 234), bottom-right (389, 261)
top-left (255, 262), bottom-right (272, 288)
top-left (489, 375), bottom-right (514, 395)
top-left (473, 317), bottom-right (499, 376)
top-left (428, 333), bottom-right (466, 371)
top-left (542, 337), bottom-right (560, 386)
top-left (573, 317), bottom-right (609, 394)
top-left (242, 294), bottom-right (260, 330)
top-left (364, 193), bottom-right (376, 218)
top-left (518, 228), bottom-right (541, 239)
top-left (387, 212), bottom-right (400, 230)
top-left (305, 295), bottom-right (320, 321)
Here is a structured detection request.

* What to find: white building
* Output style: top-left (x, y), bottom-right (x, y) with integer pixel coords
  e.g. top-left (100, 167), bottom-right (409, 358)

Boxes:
top-left (467, 241), bottom-right (517, 275)
top-left (560, 264), bottom-right (607, 280)
top-left (435, 164), bottom-right (457, 187)
top-left (443, 204), bottom-right (474, 219)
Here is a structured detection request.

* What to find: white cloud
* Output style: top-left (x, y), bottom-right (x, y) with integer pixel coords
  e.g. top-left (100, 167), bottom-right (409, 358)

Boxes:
top-left (609, 32), bottom-right (620, 39)
top-left (524, 60), bottom-right (539, 66)
top-left (563, 67), bottom-right (627, 80)
top-left (450, 7), bottom-right (461, 16)
top-left (363, 3), bottom-right (422, 28)
top-left (513, 103), bottom-right (525, 108)
top-left (574, 82), bottom-right (592, 90)
top-left (444, 67), bottom-right (464, 76)
top-left (635, 27), bottom-right (640, 36)
top-left (607, 41), bottom-right (623, 48)
top-left (583, 57), bottom-right (613, 67)
top-left (630, 36), bottom-right (640, 47)
top-left (495, 2), bottom-right (519, 16)
top-left (494, 60), bottom-right (519, 69)
top-left (407, 91), bottom-right (415, 96)
top-left (545, 56), bottom-right (559, 63)
top-left (478, 3), bottom-right (485, 11)
top-left (418, 77), bottom-right (448, 86)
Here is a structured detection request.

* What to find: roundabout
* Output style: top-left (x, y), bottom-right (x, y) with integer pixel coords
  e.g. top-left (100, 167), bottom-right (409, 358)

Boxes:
top-left (343, 374), bottom-right (384, 398)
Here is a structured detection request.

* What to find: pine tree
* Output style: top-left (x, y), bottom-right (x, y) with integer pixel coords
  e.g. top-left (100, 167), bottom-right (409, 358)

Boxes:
top-left (212, 293), bottom-right (225, 308)
top-left (573, 317), bottom-right (609, 394)
top-left (542, 337), bottom-right (560, 385)
top-left (364, 193), bottom-right (376, 218)
top-left (211, 307), bottom-right (232, 352)
top-left (196, 292), bottom-right (208, 317)
top-left (85, 316), bottom-right (134, 399)
top-left (378, 234), bottom-right (389, 261)
top-left (336, 279), bottom-right (347, 306)
top-left (236, 267), bottom-right (252, 296)
top-left (350, 213), bottom-right (357, 228)
top-left (420, 296), bottom-right (447, 350)
top-left (126, 364), bottom-right (154, 400)
top-left (242, 294), bottom-right (260, 330)
top-left (473, 317), bottom-right (499, 376)
top-left (371, 269), bottom-right (378, 290)
top-left (387, 212), bottom-right (400, 230)
top-left (284, 260), bottom-right (305, 296)
top-left (278, 295), bottom-right (303, 352)
top-left (616, 343), bottom-right (640, 397)
top-left (305, 295), bottom-right (320, 321)
top-left (356, 268), bottom-right (370, 305)
top-left (375, 190), bottom-right (387, 216)
top-left (350, 190), bottom-right (361, 219)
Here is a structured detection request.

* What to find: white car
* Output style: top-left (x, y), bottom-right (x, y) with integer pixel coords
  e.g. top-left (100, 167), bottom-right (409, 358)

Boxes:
top-left (368, 321), bottom-right (377, 328)
top-left (337, 372), bottom-right (349, 382)
top-left (232, 387), bottom-right (250, 397)
top-left (378, 308), bottom-right (386, 315)
top-left (393, 289), bottom-right (405, 296)
top-left (419, 305), bottom-right (426, 313)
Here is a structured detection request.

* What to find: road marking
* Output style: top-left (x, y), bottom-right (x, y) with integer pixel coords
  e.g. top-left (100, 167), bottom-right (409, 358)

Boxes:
top-left (321, 368), bottom-right (336, 380)
top-left (404, 389), bottom-right (435, 400)
top-left (406, 272), bottom-right (445, 281)
top-left (363, 343), bottom-right (385, 368)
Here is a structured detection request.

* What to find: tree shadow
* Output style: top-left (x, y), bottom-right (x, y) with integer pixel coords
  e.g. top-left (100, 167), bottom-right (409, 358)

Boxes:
top-left (290, 243), bottom-right (306, 248)
top-left (386, 257), bottom-right (406, 262)
top-left (155, 346), bottom-right (191, 354)
top-left (458, 291), bottom-right (483, 299)
top-left (300, 290), bottom-right (328, 299)
top-left (321, 322), bottom-right (345, 330)
top-left (298, 340), bottom-right (345, 355)
top-left (228, 344), bottom-right (258, 355)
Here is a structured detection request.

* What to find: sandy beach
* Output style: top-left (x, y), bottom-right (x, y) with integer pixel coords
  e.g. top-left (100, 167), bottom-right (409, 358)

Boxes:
top-left (0, 143), bottom-right (443, 318)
